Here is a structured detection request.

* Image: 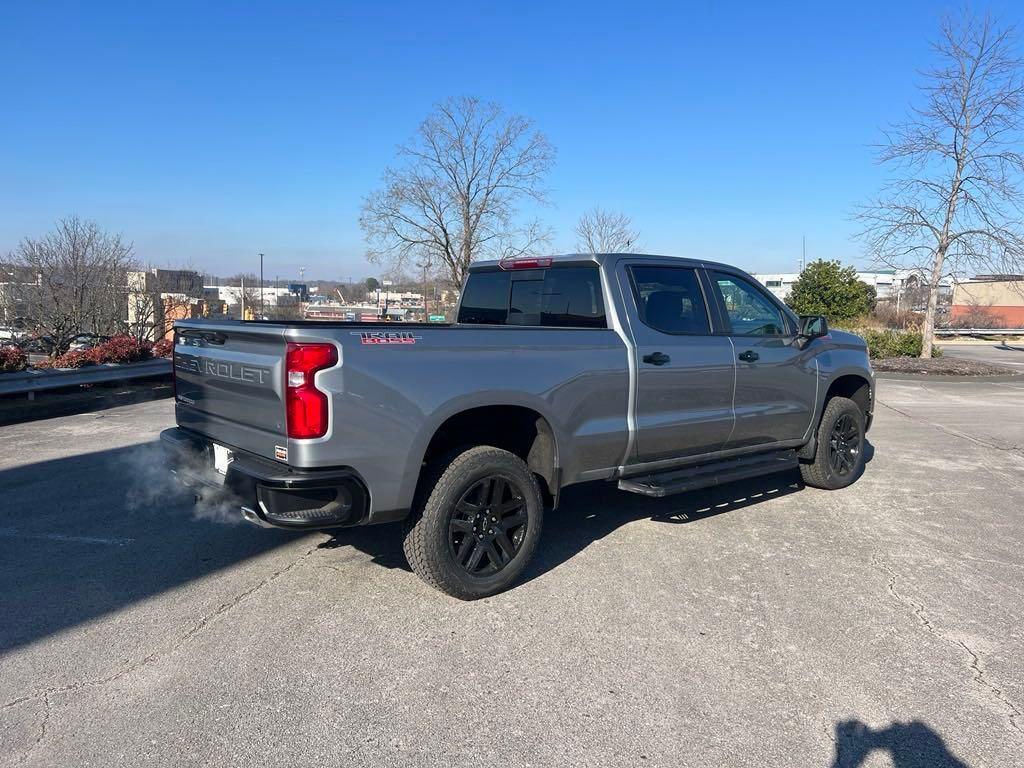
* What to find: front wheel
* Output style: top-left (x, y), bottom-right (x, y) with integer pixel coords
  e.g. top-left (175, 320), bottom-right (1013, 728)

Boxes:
top-left (799, 396), bottom-right (866, 490)
top-left (403, 446), bottom-right (544, 599)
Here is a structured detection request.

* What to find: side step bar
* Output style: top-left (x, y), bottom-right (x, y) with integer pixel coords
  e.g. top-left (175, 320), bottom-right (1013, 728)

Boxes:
top-left (617, 450), bottom-right (799, 498)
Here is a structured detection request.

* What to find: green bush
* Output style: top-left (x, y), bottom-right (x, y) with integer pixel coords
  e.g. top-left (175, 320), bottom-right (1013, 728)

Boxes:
top-left (840, 327), bottom-right (942, 359)
top-left (785, 260), bottom-right (876, 322)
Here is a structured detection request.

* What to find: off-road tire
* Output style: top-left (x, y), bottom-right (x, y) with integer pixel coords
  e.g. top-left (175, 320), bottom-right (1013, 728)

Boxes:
top-left (402, 446), bottom-right (544, 600)
top-left (799, 396), bottom-right (866, 490)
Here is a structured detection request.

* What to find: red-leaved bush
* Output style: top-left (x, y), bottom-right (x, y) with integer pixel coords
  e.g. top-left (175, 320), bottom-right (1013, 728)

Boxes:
top-left (93, 335), bottom-right (153, 364)
top-left (52, 350), bottom-right (96, 368)
top-left (152, 338), bottom-right (174, 358)
top-left (42, 335), bottom-right (155, 369)
top-left (0, 345), bottom-right (28, 373)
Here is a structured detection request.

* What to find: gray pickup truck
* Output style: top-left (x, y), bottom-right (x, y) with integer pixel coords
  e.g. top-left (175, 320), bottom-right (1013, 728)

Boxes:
top-left (162, 253), bottom-right (873, 598)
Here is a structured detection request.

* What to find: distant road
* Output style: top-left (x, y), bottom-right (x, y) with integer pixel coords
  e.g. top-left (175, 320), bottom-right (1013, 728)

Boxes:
top-left (939, 342), bottom-right (1024, 368)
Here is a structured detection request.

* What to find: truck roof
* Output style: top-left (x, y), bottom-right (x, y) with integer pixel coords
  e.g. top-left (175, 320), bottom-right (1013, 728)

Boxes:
top-left (469, 253), bottom-right (742, 272)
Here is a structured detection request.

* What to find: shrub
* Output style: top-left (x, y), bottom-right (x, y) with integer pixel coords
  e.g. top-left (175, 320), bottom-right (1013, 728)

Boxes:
top-left (871, 303), bottom-right (924, 330)
top-left (52, 349), bottom-right (97, 368)
top-left (152, 338), bottom-right (174, 358)
top-left (93, 335), bottom-right (153, 364)
top-left (0, 345), bottom-right (28, 372)
top-left (785, 260), bottom-right (876, 321)
top-left (840, 327), bottom-right (942, 359)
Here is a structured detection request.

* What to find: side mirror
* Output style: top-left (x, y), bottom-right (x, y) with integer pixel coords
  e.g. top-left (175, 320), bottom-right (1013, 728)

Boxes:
top-left (799, 314), bottom-right (829, 339)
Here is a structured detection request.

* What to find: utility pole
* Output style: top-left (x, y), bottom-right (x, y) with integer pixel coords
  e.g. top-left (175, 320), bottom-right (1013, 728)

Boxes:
top-left (416, 257), bottom-right (432, 320)
top-left (240, 275), bottom-right (246, 320)
top-left (800, 236), bottom-right (806, 273)
top-left (259, 253), bottom-right (265, 319)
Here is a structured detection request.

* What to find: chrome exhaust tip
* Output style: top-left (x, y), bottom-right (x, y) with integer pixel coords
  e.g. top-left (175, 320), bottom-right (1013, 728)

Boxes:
top-left (240, 506), bottom-right (273, 528)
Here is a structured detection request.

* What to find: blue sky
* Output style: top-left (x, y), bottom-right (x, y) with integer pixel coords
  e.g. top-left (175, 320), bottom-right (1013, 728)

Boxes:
top-left (1, 1), bottom-right (1021, 280)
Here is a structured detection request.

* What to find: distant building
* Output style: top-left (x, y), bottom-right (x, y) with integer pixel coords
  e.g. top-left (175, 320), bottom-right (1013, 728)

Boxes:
top-left (128, 268), bottom-right (204, 340)
top-left (0, 264), bottom-right (40, 326)
top-left (752, 268), bottom-right (953, 305)
top-left (951, 279), bottom-right (1024, 327)
top-left (205, 285), bottom-right (293, 307)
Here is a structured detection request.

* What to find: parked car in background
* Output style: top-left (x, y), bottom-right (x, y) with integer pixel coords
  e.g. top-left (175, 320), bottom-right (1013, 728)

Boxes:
top-left (0, 327), bottom-right (19, 342)
top-left (162, 253), bottom-right (875, 599)
top-left (68, 333), bottom-right (111, 351)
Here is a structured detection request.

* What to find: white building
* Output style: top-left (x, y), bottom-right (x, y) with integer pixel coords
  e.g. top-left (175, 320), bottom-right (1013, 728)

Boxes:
top-left (205, 285), bottom-right (293, 306)
top-left (752, 269), bottom-right (951, 303)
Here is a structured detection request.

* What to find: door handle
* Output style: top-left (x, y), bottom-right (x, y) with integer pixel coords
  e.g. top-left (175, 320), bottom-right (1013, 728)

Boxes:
top-left (738, 350), bottom-right (759, 363)
top-left (643, 352), bottom-right (671, 366)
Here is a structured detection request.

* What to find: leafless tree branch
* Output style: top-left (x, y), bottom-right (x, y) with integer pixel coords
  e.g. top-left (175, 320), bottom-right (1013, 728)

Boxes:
top-left (856, 11), bottom-right (1024, 356)
top-left (574, 207), bottom-right (641, 254)
top-left (359, 96), bottom-right (556, 287)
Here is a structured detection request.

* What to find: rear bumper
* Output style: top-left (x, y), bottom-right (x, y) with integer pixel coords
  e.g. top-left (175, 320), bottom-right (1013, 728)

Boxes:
top-left (160, 427), bottom-right (370, 529)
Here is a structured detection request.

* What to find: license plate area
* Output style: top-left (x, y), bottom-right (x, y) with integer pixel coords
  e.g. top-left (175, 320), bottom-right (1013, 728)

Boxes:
top-left (213, 443), bottom-right (233, 476)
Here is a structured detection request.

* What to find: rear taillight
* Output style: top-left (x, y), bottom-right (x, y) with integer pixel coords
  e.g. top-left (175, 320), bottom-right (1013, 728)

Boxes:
top-left (285, 342), bottom-right (337, 439)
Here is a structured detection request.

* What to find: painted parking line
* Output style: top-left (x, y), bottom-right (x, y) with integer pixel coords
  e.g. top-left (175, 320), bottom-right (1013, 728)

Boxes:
top-left (0, 528), bottom-right (134, 546)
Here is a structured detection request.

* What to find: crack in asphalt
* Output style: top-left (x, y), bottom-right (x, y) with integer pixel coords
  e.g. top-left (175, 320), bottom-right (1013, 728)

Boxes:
top-left (875, 399), bottom-right (1023, 455)
top-left (1, 543), bottom-right (319, 759)
top-left (872, 555), bottom-right (1023, 736)
top-left (14, 692), bottom-right (50, 767)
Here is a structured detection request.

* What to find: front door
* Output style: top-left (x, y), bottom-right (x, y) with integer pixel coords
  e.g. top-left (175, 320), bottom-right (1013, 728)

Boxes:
top-left (706, 270), bottom-right (817, 449)
top-left (621, 263), bottom-right (736, 464)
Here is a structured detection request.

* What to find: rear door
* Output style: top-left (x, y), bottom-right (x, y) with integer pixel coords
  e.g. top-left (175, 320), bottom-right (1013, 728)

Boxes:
top-left (619, 261), bottom-right (736, 463)
top-left (705, 270), bottom-right (817, 449)
top-left (172, 322), bottom-right (288, 460)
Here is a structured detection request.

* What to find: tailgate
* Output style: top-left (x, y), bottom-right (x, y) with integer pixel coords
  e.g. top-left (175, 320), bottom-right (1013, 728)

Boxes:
top-left (172, 321), bottom-right (287, 461)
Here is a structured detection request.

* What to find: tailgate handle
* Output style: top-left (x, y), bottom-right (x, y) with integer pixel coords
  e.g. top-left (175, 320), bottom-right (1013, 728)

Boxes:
top-left (181, 330), bottom-right (227, 345)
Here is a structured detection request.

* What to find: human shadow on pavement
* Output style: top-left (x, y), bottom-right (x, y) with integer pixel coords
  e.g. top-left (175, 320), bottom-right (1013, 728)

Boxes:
top-left (829, 719), bottom-right (970, 767)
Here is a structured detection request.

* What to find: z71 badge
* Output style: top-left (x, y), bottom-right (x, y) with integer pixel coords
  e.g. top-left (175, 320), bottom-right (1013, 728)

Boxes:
top-left (351, 331), bottom-right (422, 345)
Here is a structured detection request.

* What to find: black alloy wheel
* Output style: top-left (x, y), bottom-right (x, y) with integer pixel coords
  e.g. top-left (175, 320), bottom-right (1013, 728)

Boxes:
top-left (828, 412), bottom-right (861, 477)
top-left (448, 475), bottom-right (528, 576)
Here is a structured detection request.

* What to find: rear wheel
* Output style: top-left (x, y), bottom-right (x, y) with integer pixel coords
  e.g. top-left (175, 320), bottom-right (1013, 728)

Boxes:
top-left (800, 396), bottom-right (866, 490)
top-left (403, 446), bottom-right (544, 599)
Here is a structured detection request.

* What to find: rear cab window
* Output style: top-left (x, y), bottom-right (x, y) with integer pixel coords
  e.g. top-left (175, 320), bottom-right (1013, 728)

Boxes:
top-left (629, 266), bottom-right (712, 335)
top-left (458, 266), bottom-right (607, 328)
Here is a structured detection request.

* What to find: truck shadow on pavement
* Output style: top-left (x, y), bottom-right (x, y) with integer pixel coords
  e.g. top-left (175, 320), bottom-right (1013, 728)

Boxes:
top-left (828, 719), bottom-right (970, 767)
top-left (325, 438), bottom-right (875, 587)
top-left (1, 439), bottom-right (873, 654)
top-left (0, 442), bottom-right (299, 656)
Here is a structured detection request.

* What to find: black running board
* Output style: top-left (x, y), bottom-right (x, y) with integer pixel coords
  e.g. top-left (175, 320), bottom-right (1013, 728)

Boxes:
top-left (617, 450), bottom-right (799, 498)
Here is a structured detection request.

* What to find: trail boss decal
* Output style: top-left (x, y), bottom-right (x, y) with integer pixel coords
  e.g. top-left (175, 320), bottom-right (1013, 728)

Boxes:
top-left (351, 331), bottom-right (422, 345)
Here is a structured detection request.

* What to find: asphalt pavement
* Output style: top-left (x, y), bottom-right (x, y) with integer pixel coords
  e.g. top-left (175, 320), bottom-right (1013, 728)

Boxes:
top-left (2, 380), bottom-right (1023, 767)
top-left (940, 342), bottom-right (1024, 369)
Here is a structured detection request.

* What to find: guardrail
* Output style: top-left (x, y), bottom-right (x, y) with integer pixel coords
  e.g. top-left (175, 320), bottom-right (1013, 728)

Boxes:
top-left (935, 328), bottom-right (1024, 336)
top-left (0, 358), bottom-right (171, 397)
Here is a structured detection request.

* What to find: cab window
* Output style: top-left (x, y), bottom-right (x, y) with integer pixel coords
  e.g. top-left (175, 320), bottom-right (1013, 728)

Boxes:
top-left (629, 266), bottom-right (711, 335)
top-left (710, 272), bottom-right (788, 336)
top-left (459, 266), bottom-right (606, 328)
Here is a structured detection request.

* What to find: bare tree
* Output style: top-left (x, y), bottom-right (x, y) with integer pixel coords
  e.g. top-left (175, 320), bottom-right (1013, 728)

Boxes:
top-left (575, 207), bottom-right (640, 253)
top-left (360, 96), bottom-right (556, 287)
top-left (227, 273), bottom-right (263, 319)
top-left (8, 216), bottom-right (134, 355)
top-left (857, 12), bottom-right (1024, 356)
